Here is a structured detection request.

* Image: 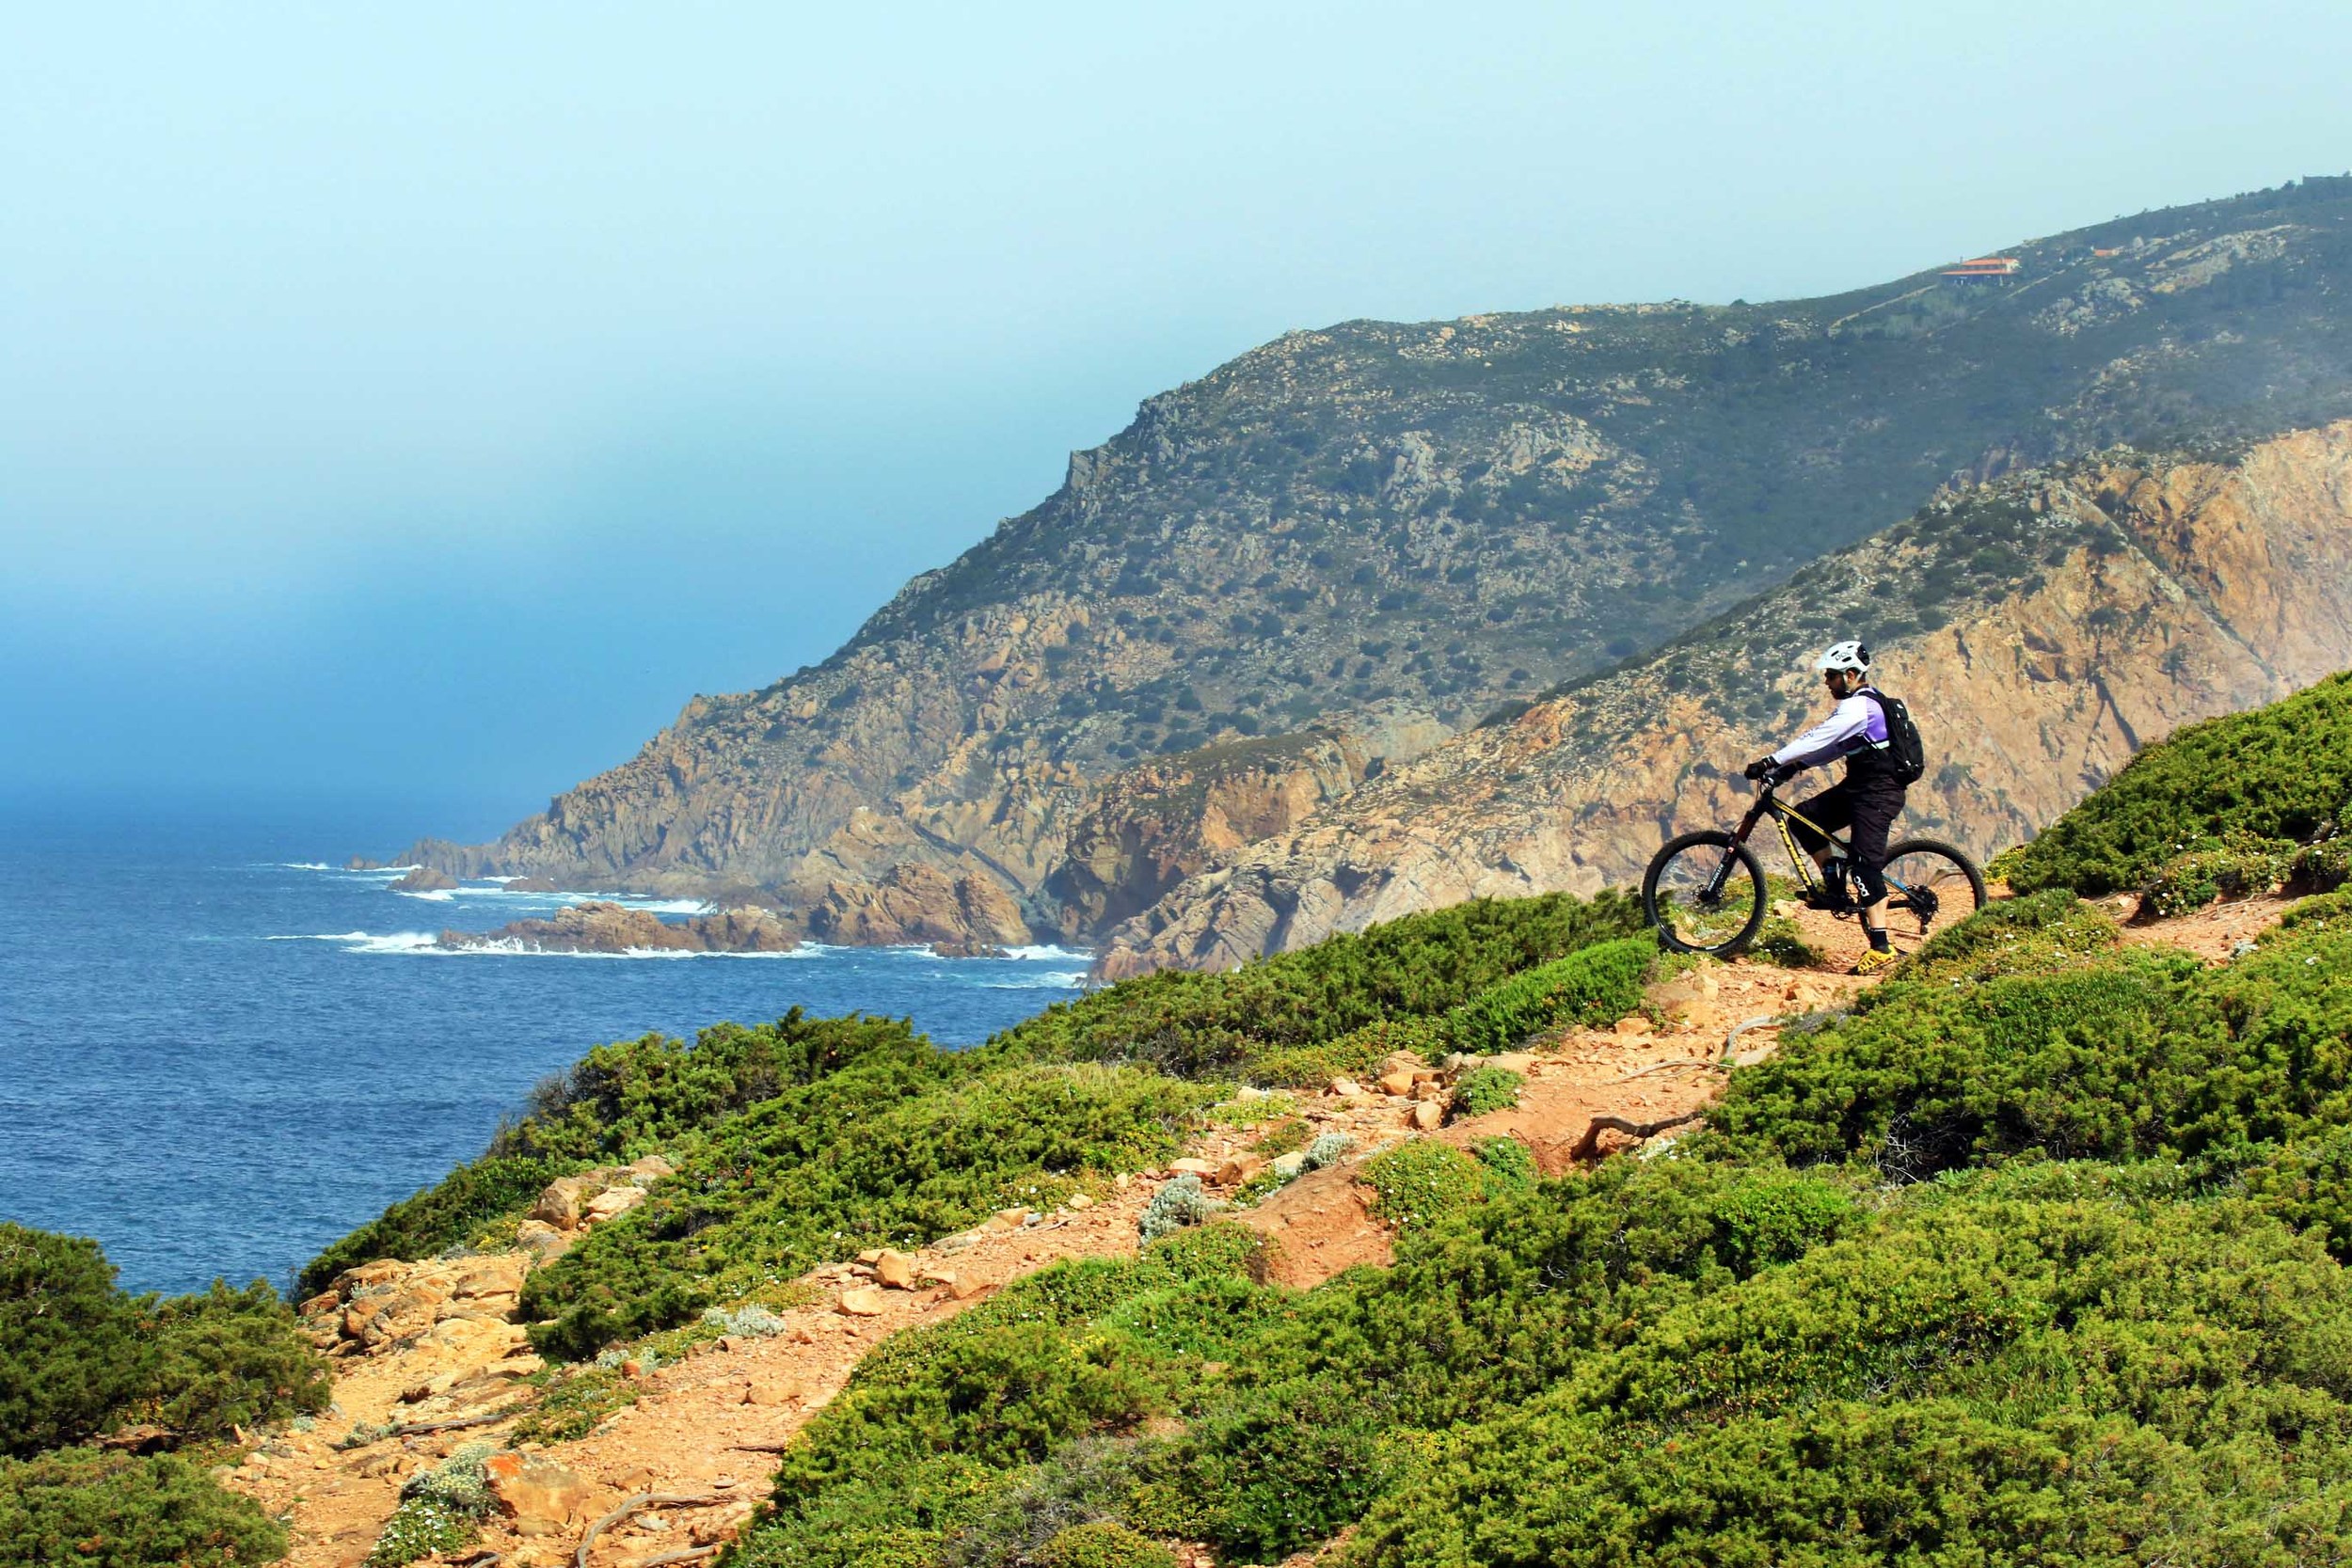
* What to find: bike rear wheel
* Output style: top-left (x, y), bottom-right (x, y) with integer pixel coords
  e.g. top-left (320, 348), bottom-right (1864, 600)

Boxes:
top-left (1644, 831), bottom-right (1767, 957)
top-left (1880, 838), bottom-right (1988, 946)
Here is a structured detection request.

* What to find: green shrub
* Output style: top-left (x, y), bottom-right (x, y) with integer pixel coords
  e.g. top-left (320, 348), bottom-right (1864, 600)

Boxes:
top-left (992, 892), bottom-right (1644, 1078)
top-left (0, 1227), bottom-right (145, 1458)
top-left (1132, 1379), bottom-right (1396, 1560)
top-left (739, 1237), bottom-right (1279, 1567)
top-left (2294, 832), bottom-right (2352, 892)
top-left (0, 1448), bottom-right (285, 1568)
top-left (1342, 1193), bottom-right (2352, 1566)
top-left (2238, 1128), bottom-right (2352, 1260)
top-left (1448, 1066), bottom-right (1522, 1120)
top-left (1347, 1398), bottom-right (2352, 1567)
top-left (1439, 936), bottom-right (1656, 1055)
top-left (2136, 830), bottom-right (2296, 917)
top-left (1031, 1521), bottom-right (1176, 1568)
top-left (304, 1009), bottom-right (939, 1293)
top-left (2, 1226), bottom-right (327, 1464)
top-left (1247, 1016), bottom-right (1443, 1089)
top-left (522, 1061), bottom-right (1216, 1357)
top-left (366, 1442), bottom-right (498, 1567)
top-left (1470, 1136), bottom-right (1537, 1188)
top-left (500, 1009), bottom-right (936, 1163)
top-left (135, 1281), bottom-right (331, 1441)
top-left (2002, 669), bottom-right (2352, 895)
top-left (1362, 1142), bottom-right (1492, 1230)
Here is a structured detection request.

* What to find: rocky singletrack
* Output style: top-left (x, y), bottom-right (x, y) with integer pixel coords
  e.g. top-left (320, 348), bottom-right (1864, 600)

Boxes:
top-left (232, 893), bottom-right (2273, 1568)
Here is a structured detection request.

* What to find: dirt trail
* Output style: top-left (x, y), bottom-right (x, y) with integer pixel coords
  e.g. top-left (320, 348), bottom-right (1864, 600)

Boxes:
top-left (236, 891), bottom-right (2286, 1568)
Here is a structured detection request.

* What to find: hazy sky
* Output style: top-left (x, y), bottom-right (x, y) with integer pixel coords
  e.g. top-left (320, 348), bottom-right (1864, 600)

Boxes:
top-left (7, 2), bottom-right (2348, 817)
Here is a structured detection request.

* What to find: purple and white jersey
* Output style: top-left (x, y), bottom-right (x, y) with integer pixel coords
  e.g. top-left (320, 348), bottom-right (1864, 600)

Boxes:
top-left (1771, 688), bottom-right (1888, 773)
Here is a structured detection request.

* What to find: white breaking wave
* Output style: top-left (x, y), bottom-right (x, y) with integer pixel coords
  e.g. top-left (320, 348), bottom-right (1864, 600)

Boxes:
top-left (980, 971), bottom-right (1089, 990)
top-left (421, 884), bottom-right (714, 914)
top-left (1000, 943), bottom-right (1093, 962)
top-left (265, 931), bottom-right (811, 959)
top-left (280, 863), bottom-right (420, 876)
top-left (395, 888), bottom-right (456, 902)
top-left (265, 931), bottom-right (440, 954)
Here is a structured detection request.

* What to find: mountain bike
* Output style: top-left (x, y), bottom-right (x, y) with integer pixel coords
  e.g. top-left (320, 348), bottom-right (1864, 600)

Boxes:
top-left (1642, 775), bottom-right (1986, 957)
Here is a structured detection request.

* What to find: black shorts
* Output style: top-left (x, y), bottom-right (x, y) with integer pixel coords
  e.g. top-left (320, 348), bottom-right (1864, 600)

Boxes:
top-left (1788, 779), bottom-right (1905, 901)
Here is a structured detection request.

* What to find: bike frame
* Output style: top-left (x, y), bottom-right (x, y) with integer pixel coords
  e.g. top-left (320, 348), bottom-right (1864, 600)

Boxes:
top-left (1692, 780), bottom-right (1944, 924)
top-left (1728, 783), bottom-right (1845, 900)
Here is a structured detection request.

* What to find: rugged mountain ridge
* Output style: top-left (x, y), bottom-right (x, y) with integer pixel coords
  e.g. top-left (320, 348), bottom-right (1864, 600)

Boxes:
top-left (1095, 420), bottom-right (2352, 973)
top-left (407, 180), bottom-right (2352, 943)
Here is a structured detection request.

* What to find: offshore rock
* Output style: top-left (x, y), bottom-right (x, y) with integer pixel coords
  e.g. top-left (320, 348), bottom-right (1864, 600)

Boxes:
top-left (439, 901), bottom-right (800, 955)
top-left (1098, 422), bottom-right (2352, 973)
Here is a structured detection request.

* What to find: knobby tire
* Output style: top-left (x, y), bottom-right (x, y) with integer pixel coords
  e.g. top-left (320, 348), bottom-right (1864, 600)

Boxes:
top-left (1645, 830), bottom-right (1768, 957)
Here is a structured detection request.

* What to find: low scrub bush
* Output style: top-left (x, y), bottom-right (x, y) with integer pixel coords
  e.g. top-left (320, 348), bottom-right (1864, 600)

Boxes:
top-left (2136, 830), bottom-right (2296, 917)
top-left (741, 1235), bottom-right (1278, 1568)
top-left (1130, 1378), bottom-right (1398, 1560)
top-left (3, 1227), bottom-right (326, 1459)
top-left (2001, 669), bottom-right (2352, 895)
top-left (1719, 888), bottom-right (2352, 1178)
top-left (1438, 936), bottom-right (1656, 1055)
top-left (1469, 1135), bottom-right (1537, 1188)
top-left (1361, 1141), bottom-right (1496, 1230)
top-left (0, 1449), bottom-right (285, 1568)
top-left (1245, 1016), bottom-right (1442, 1089)
top-left (1447, 1066), bottom-right (1521, 1120)
top-left (304, 1010), bottom-right (938, 1292)
top-left (1343, 1193), bottom-right (2352, 1566)
top-left (992, 892), bottom-right (1643, 1077)
top-left (136, 1281), bottom-right (331, 1442)
top-left (1, 1226), bottom-right (145, 1458)
top-left (366, 1442), bottom-right (497, 1567)
top-left (522, 1061), bottom-right (1216, 1357)
top-left (1031, 1521), bottom-right (1175, 1568)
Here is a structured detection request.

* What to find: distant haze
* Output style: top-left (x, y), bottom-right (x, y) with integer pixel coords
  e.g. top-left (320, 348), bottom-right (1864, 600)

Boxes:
top-left (7, 1), bottom-right (2349, 811)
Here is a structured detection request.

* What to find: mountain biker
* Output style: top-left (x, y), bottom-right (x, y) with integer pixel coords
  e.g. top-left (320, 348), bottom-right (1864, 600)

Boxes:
top-left (1743, 640), bottom-right (1907, 975)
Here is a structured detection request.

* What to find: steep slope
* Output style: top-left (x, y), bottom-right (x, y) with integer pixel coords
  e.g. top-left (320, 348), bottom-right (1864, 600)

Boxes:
top-left (1097, 420), bottom-right (2352, 973)
top-left (412, 179), bottom-right (2352, 940)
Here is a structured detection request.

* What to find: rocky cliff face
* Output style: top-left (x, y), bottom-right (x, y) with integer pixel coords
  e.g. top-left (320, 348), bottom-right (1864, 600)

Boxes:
top-left (1095, 422), bottom-right (2352, 974)
top-left (405, 181), bottom-right (2352, 945)
top-left (1041, 731), bottom-right (1366, 939)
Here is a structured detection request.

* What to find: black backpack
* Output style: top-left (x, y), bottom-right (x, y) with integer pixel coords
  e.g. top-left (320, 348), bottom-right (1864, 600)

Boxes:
top-left (1866, 690), bottom-right (1928, 785)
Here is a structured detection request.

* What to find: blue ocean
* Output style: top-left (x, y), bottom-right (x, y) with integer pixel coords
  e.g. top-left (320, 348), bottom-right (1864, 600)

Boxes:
top-left (0, 792), bottom-right (1090, 1297)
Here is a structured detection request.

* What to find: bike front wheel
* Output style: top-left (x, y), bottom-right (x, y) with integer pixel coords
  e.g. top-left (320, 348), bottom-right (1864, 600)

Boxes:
top-left (1880, 838), bottom-right (1988, 946)
top-left (1644, 831), bottom-right (1767, 957)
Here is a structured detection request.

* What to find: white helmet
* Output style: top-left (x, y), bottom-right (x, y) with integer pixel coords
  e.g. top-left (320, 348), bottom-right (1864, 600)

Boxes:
top-left (1816, 640), bottom-right (1871, 674)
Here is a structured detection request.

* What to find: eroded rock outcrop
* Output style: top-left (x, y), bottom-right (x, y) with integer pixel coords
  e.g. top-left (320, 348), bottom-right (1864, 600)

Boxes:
top-left (1043, 731), bottom-right (1368, 938)
top-left (439, 902), bottom-right (799, 954)
top-left (803, 862), bottom-right (1034, 947)
top-left (1097, 422), bottom-right (2352, 974)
